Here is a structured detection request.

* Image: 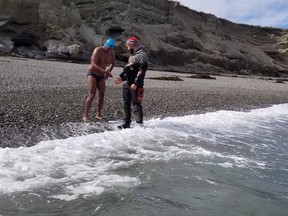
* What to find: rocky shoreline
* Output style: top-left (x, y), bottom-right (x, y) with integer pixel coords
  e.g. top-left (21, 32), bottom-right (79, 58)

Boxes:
top-left (1, 56), bottom-right (288, 148)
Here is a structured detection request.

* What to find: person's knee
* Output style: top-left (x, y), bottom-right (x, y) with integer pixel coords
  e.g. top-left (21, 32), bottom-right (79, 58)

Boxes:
top-left (124, 97), bottom-right (131, 105)
top-left (124, 101), bottom-right (131, 109)
top-left (98, 91), bottom-right (105, 99)
top-left (88, 92), bottom-right (96, 99)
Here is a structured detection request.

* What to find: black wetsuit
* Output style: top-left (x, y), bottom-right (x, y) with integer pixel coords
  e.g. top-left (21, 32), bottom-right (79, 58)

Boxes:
top-left (119, 47), bottom-right (148, 126)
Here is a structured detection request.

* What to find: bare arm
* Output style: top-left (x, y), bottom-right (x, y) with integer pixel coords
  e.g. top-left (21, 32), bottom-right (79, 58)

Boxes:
top-left (107, 51), bottom-right (115, 77)
top-left (109, 51), bottom-right (115, 72)
top-left (105, 50), bottom-right (115, 79)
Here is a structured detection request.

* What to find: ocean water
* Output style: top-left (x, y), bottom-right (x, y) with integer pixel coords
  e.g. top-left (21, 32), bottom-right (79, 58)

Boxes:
top-left (0, 104), bottom-right (288, 216)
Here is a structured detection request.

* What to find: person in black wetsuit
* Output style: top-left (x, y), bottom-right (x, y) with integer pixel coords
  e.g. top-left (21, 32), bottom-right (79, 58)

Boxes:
top-left (114, 37), bottom-right (148, 129)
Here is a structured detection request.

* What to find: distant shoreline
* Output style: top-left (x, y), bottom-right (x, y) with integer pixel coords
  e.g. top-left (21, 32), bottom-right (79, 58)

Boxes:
top-left (1, 56), bottom-right (288, 147)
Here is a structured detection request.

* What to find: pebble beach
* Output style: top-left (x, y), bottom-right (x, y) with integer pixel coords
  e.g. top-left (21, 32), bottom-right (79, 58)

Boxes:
top-left (1, 56), bottom-right (288, 148)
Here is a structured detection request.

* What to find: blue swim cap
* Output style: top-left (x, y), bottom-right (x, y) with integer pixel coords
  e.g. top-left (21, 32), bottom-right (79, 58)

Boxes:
top-left (104, 38), bottom-right (115, 48)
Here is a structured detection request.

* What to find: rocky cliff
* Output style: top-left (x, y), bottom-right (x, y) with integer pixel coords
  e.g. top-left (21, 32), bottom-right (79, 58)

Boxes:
top-left (0, 0), bottom-right (288, 76)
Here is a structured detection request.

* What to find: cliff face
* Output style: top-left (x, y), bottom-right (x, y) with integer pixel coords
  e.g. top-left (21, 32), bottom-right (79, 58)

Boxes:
top-left (0, 0), bottom-right (288, 76)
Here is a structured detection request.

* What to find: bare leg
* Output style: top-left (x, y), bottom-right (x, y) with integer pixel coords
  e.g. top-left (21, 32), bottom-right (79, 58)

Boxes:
top-left (95, 79), bottom-right (106, 120)
top-left (82, 76), bottom-right (96, 122)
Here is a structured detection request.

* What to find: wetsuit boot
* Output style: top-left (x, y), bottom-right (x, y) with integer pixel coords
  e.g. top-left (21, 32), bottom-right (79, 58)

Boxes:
top-left (117, 122), bottom-right (130, 129)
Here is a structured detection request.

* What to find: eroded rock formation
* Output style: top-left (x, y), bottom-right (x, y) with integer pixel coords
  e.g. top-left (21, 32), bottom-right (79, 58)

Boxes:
top-left (0, 0), bottom-right (288, 76)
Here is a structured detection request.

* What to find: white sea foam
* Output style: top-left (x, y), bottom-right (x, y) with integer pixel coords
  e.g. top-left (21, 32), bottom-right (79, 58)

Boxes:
top-left (0, 103), bottom-right (287, 200)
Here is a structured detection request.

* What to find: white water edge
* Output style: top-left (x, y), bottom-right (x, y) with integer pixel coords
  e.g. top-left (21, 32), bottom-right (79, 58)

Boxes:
top-left (0, 103), bottom-right (288, 201)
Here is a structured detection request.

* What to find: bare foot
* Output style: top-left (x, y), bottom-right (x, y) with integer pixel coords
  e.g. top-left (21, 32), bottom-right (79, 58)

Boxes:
top-left (82, 116), bottom-right (89, 122)
top-left (95, 115), bottom-right (102, 121)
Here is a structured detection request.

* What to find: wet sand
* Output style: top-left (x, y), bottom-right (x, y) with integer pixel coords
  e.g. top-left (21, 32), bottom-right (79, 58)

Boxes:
top-left (1, 56), bottom-right (288, 147)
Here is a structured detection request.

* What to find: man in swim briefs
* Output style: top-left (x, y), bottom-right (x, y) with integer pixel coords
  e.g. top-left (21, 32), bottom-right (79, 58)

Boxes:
top-left (82, 38), bottom-right (115, 122)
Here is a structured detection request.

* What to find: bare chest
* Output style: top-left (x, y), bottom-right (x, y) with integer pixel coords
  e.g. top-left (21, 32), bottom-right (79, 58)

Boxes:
top-left (98, 51), bottom-right (112, 65)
